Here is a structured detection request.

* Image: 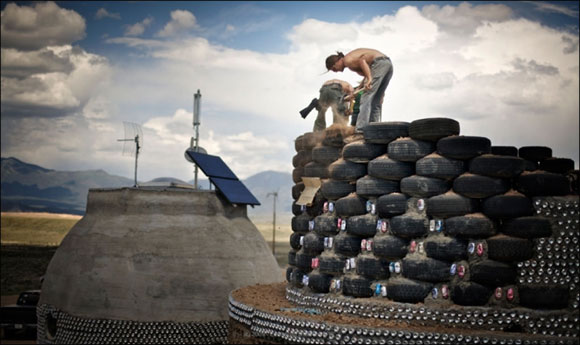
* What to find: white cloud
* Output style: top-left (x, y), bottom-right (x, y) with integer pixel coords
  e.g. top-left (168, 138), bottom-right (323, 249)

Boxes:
top-left (524, 1), bottom-right (579, 18)
top-left (421, 2), bottom-right (513, 35)
top-left (157, 10), bottom-right (198, 37)
top-left (95, 8), bottom-right (121, 20)
top-left (125, 17), bottom-right (153, 37)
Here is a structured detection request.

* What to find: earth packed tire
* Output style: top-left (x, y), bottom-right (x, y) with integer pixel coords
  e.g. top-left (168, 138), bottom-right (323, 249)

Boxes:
top-left (313, 214), bottom-right (339, 236)
top-left (293, 150), bottom-right (312, 168)
top-left (335, 193), bottom-right (367, 217)
top-left (444, 213), bottom-right (496, 238)
top-left (286, 266), bottom-right (294, 283)
top-left (288, 250), bottom-right (297, 266)
top-left (307, 272), bottom-right (333, 293)
top-left (468, 154), bottom-right (525, 178)
top-left (292, 201), bottom-right (302, 216)
top-left (539, 157), bottom-right (575, 174)
top-left (292, 167), bottom-right (304, 184)
top-left (363, 121), bottom-right (409, 144)
top-left (343, 275), bottom-right (373, 297)
top-left (356, 256), bottom-right (390, 279)
top-left (342, 141), bottom-right (388, 163)
top-left (320, 179), bottom-right (356, 200)
top-left (290, 232), bottom-right (302, 250)
top-left (518, 146), bottom-right (552, 162)
top-left (295, 135), bottom-right (305, 152)
top-left (482, 191), bottom-right (534, 219)
top-left (423, 236), bottom-right (468, 262)
top-left (302, 232), bottom-right (325, 254)
top-left (515, 171), bottom-right (571, 196)
top-left (377, 193), bottom-right (408, 217)
top-left (368, 154), bottom-right (415, 181)
top-left (415, 153), bottom-right (465, 180)
top-left (523, 160), bottom-right (538, 171)
top-left (388, 137), bottom-right (435, 162)
top-left (408, 117), bottom-right (460, 142)
top-left (329, 159), bottom-right (367, 181)
top-left (500, 216), bottom-right (552, 239)
top-left (295, 251), bottom-right (315, 271)
top-left (291, 268), bottom-right (307, 288)
top-left (372, 235), bottom-right (409, 259)
top-left (451, 282), bottom-right (493, 306)
top-left (390, 214), bottom-right (429, 239)
top-left (453, 173), bottom-right (510, 198)
top-left (319, 254), bottom-right (347, 274)
top-left (303, 161), bottom-right (329, 179)
top-left (333, 234), bottom-right (362, 257)
top-left (491, 146), bottom-right (518, 156)
top-left (400, 175), bottom-right (450, 198)
top-left (305, 192), bottom-right (325, 217)
top-left (402, 256), bottom-right (451, 282)
top-left (426, 191), bottom-right (478, 218)
top-left (302, 132), bottom-right (323, 151)
top-left (486, 234), bottom-right (534, 262)
top-left (469, 259), bottom-right (516, 287)
top-left (356, 175), bottom-right (399, 198)
top-left (437, 136), bottom-right (491, 160)
top-left (312, 145), bottom-right (341, 165)
top-left (387, 278), bottom-right (433, 303)
top-left (518, 284), bottom-right (569, 309)
top-left (291, 214), bottom-right (311, 233)
top-left (323, 124), bottom-right (355, 147)
top-left (346, 214), bottom-right (378, 238)
top-left (292, 182), bottom-right (304, 200)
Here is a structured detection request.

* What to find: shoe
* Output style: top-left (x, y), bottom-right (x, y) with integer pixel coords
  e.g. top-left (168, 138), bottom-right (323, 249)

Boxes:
top-left (300, 98), bottom-right (319, 119)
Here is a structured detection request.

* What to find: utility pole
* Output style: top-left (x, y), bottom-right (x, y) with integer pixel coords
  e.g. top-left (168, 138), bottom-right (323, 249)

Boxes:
top-left (266, 191), bottom-right (278, 255)
top-left (193, 89), bottom-right (201, 189)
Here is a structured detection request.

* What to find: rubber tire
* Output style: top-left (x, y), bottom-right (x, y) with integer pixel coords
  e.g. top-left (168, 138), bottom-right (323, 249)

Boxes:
top-left (342, 141), bottom-right (388, 163)
top-left (390, 214), bottom-right (429, 239)
top-left (408, 117), bottom-right (460, 142)
top-left (303, 161), bottom-right (329, 179)
top-left (518, 284), bottom-right (569, 309)
top-left (335, 193), bottom-right (367, 217)
top-left (518, 146), bottom-right (552, 162)
top-left (523, 160), bottom-right (538, 171)
top-left (307, 272), bottom-right (333, 293)
top-left (377, 193), bottom-right (408, 217)
top-left (516, 171), bottom-right (571, 196)
top-left (451, 282), bottom-right (493, 306)
top-left (491, 146), bottom-right (518, 156)
top-left (292, 166), bottom-right (304, 184)
top-left (415, 153), bottom-right (465, 180)
top-left (388, 137), bottom-right (435, 162)
top-left (481, 192), bottom-right (534, 219)
top-left (292, 182), bottom-right (304, 200)
top-left (302, 132), bottom-right (323, 151)
top-left (500, 216), bottom-right (552, 239)
top-left (368, 154), bottom-right (415, 181)
top-left (333, 234), bottom-right (362, 257)
top-left (302, 232), bottom-right (325, 255)
top-left (363, 121), bottom-right (409, 144)
top-left (286, 266), bottom-right (294, 283)
top-left (356, 175), bottom-right (400, 198)
top-left (469, 259), bottom-right (517, 286)
top-left (320, 179), bottom-right (356, 200)
top-left (345, 214), bottom-right (378, 238)
top-left (342, 275), bottom-right (374, 298)
top-left (426, 191), bottom-right (478, 218)
top-left (323, 124), bottom-right (355, 147)
top-left (453, 173), bottom-right (510, 198)
top-left (402, 257), bottom-right (451, 283)
top-left (437, 136), bottom-right (491, 160)
top-left (468, 154), bottom-right (525, 178)
top-left (291, 268), bottom-right (308, 288)
top-left (295, 251), bottom-right (315, 271)
top-left (387, 278), bottom-right (433, 303)
top-left (539, 157), bottom-right (575, 174)
top-left (319, 254), bottom-right (347, 274)
top-left (288, 250), bottom-right (297, 266)
top-left (292, 201), bottom-right (302, 216)
top-left (423, 236), bottom-right (468, 262)
top-left (329, 159), bottom-right (367, 181)
top-left (304, 191), bottom-right (325, 217)
top-left (313, 214), bottom-right (339, 236)
top-left (312, 145), bottom-right (341, 165)
top-left (486, 234), bottom-right (534, 262)
top-left (400, 175), bottom-right (450, 198)
top-left (291, 214), bottom-right (311, 233)
top-left (372, 235), bottom-right (409, 259)
top-left (356, 256), bottom-right (390, 279)
top-left (444, 213), bottom-right (496, 238)
top-left (294, 134), bottom-right (305, 152)
top-left (290, 232), bottom-right (302, 250)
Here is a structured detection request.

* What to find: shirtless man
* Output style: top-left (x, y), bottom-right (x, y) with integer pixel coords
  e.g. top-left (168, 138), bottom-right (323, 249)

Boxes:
top-left (301, 79), bottom-right (356, 132)
top-left (325, 48), bottom-right (393, 132)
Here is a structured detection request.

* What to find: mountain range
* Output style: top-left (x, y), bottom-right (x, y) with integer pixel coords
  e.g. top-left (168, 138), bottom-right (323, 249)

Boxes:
top-left (0, 157), bottom-right (293, 222)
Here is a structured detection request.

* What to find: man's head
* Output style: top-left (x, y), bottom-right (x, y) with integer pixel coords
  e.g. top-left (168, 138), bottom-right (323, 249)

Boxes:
top-left (326, 52), bottom-right (345, 72)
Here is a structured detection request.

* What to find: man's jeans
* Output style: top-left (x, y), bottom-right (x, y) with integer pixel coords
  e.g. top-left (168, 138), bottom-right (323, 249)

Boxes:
top-left (314, 83), bottom-right (349, 132)
top-left (356, 57), bottom-right (393, 131)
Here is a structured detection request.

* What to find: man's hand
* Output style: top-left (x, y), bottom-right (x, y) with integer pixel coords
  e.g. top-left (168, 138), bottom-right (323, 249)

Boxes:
top-left (364, 79), bottom-right (372, 90)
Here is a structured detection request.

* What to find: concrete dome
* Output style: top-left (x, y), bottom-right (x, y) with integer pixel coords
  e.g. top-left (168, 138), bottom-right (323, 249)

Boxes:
top-left (39, 187), bottom-right (283, 324)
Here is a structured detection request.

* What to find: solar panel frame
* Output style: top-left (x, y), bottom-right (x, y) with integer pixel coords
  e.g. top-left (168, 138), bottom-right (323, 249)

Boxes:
top-left (186, 151), bottom-right (237, 180)
top-left (210, 177), bottom-right (261, 206)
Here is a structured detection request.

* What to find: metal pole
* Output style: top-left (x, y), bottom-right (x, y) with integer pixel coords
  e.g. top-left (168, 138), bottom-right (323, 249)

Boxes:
top-left (193, 90), bottom-right (201, 189)
top-left (134, 135), bottom-right (139, 187)
top-left (272, 192), bottom-right (277, 255)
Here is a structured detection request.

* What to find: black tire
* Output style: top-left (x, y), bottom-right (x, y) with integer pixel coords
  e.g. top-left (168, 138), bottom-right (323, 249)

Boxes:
top-left (288, 250), bottom-right (297, 266)
top-left (362, 121), bottom-right (410, 144)
top-left (303, 161), bottom-right (329, 179)
top-left (368, 154), bottom-right (415, 181)
top-left (415, 153), bottom-right (465, 180)
top-left (444, 213), bottom-right (496, 238)
top-left (292, 166), bottom-right (304, 183)
top-left (390, 214), bottom-right (429, 239)
top-left (286, 266), bottom-right (294, 283)
top-left (500, 216), bottom-right (552, 239)
top-left (291, 268), bottom-right (308, 288)
top-left (568, 170), bottom-right (579, 194)
top-left (302, 232), bottom-right (325, 254)
top-left (356, 175), bottom-right (399, 198)
top-left (292, 182), bottom-right (304, 200)
top-left (312, 145), bottom-right (341, 165)
top-left (320, 179), bottom-right (356, 200)
top-left (307, 272), bottom-right (333, 293)
top-left (388, 137), bottom-right (435, 162)
top-left (518, 146), bottom-right (552, 162)
top-left (408, 117), bottom-right (460, 142)
top-left (468, 154), bottom-right (525, 178)
top-left (291, 214), bottom-right (311, 233)
top-left (402, 257), bottom-right (451, 283)
top-left (292, 150), bottom-right (312, 167)
top-left (453, 173), bottom-right (510, 198)
top-left (400, 175), bottom-right (450, 198)
top-left (290, 232), bottom-right (302, 250)
top-left (329, 159), bottom-right (367, 181)
top-left (486, 234), bottom-right (533, 262)
top-left (292, 201), bottom-right (302, 216)
top-left (481, 192), bottom-right (534, 219)
top-left (423, 236), bottom-right (468, 262)
top-left (313, 214), bottom-right (339, 236)
top-left (387, 278), bottom-right (433, 303)
top-left (516, 171), bottom-right (571, 196)
top-left (539, 157), bottom-right (575, 174)
top-left (426, 191), bottom-right (478, 218)
top-left (294, 135), bottom-right (305, 152)
top-left (319, 254), bottom-right (347, 274)
top-left (345, 214), bottom-right (378, 237)
top-left (342, 141), bottom-right (388, 163)
top-left (305, 191), bottom-right (325, 217)
top-left (302, 131), bottom-right (323, 151)
top-left (523, 160), bottom-right (538, 171)
top-left (333, 234), bottom-right (362, 256)
top-left (377, 193), bottom-right (408, 217)
top-left (451, 282), bottom-right (493, 306)
top-left (335, 193), bottom-right (367, 217)
top-left (356, 256), bottom-right (390, 279)
top-left (372, 235), bottom-right (409, 259)
top-left (491, 146), bottom-right (518, 156)
top-left (437, 136), bottom-right (491, 160)
top-left (295, 251), bottom-right (315, 271)
top-left (469, 260), bottom-right (516, 286)
top-left (342, 275), bottom-right (373, 297)
top-left (323, 124), bottom-right (355, 147)
top-left (518, 284), bottom-right (569, 309)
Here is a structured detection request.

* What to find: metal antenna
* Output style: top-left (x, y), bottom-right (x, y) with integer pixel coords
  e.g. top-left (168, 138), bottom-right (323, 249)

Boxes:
top-left (118, 121), bottom-right (143, 187)
top-left (266, 191), bottom-right (278, 255)
top-left (193, 90), bottom-right (201, 189)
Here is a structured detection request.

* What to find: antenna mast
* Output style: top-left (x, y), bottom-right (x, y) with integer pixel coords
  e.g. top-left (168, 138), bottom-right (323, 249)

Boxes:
top-left (118, 121), bottom-right (143, 187)
top-left (193, 89), bottom-right (202, 189)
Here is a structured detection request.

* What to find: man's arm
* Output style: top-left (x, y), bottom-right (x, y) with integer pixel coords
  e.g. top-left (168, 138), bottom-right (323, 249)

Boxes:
top-left (358, 57), bottom-right (373, 90)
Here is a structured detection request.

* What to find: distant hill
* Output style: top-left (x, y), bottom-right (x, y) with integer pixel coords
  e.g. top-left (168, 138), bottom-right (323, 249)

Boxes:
top-left (0, 157), bottom-right (294, 222)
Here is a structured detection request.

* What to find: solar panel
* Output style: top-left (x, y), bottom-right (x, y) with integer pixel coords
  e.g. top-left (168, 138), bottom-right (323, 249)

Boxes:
top-left (186, 151), bottom-right (237, 179)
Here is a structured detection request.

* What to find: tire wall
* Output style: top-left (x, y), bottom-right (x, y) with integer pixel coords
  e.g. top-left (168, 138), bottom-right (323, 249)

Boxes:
top-left (288, 119), bottom-right (579, 320)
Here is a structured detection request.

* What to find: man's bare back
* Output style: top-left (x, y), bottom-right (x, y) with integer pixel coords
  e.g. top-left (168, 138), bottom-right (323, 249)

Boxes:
top-left (343, 48), bottom-right (387, 77)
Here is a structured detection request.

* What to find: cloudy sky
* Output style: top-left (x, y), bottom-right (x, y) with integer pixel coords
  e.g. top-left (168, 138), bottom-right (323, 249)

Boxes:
top-left (1, 1), bottom-right (578, 182)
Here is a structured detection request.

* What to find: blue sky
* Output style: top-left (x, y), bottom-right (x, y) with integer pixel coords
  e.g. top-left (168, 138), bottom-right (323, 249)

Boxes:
top-left (1, 1), bottom-right (579, 181)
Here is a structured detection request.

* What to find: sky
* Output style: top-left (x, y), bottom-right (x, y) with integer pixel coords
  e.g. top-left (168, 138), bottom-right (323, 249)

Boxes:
top-left (1, 1), bottom-right (579, 182)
